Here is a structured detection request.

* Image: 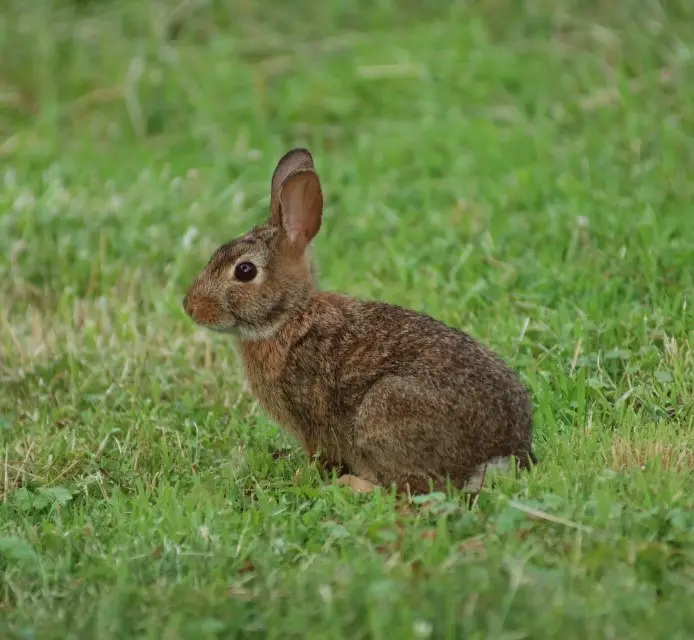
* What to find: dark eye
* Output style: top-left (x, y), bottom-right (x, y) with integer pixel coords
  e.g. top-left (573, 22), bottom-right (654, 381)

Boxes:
top-left (234, 261), bottom-right (257, 282)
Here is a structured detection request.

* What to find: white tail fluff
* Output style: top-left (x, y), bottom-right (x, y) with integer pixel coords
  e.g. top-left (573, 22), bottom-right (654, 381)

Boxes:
top-left (462, 456), bottom-right (512, 493)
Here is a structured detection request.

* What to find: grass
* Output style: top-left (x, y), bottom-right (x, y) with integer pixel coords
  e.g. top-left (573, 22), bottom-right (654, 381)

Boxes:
top-left (2, 0), bottom-right (694, 637)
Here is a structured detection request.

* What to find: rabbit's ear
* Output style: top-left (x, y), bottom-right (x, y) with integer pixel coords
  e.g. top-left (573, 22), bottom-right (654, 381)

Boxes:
top-left (270, 148), bottom-right (315, 226)
top-left (277, 169), bottom-right (323, 247)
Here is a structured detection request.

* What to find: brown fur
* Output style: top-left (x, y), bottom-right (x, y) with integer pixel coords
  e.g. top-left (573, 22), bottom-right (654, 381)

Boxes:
top-left (183, 148), bottom-right (535, 494)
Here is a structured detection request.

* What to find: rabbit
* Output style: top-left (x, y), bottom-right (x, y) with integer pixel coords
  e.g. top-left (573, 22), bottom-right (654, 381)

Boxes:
top-left (183, 148), bottom-right (536, 495)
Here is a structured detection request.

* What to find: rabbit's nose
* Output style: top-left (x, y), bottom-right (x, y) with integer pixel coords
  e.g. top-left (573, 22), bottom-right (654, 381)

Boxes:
top-left (183, 292), bottom-right (219, 325)
top-left (182, 292), bottom-right (195, 317)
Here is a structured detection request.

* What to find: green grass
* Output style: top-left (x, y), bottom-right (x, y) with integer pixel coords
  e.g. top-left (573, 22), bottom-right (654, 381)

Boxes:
top-left (2, 0), bottom-right (694, 637)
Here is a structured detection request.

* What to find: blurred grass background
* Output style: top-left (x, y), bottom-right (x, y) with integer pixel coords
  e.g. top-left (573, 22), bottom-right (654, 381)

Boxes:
top-left (1, 1), bottom-right (694, 638)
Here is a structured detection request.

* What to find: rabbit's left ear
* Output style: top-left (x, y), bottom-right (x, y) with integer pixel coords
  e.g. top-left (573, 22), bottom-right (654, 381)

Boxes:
top-left (277, 169), bottom-right (323, 247)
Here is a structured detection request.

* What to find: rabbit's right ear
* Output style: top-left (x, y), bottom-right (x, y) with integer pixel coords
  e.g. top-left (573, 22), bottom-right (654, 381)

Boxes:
top-left (269, 148), bottom-right (316, 226)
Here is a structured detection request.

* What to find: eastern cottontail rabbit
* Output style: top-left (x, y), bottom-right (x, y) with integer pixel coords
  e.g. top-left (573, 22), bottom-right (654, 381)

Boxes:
top-left (183, 148), bottom-right (536, 494)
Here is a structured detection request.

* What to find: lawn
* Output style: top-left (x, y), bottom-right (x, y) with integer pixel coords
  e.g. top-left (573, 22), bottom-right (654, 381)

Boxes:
top-left (2, 1), bottom-right (694, 638)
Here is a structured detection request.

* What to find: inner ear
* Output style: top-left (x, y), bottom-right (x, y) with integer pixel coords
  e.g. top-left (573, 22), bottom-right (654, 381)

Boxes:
top-left (278, 170), bottom-right (323, 247)
top-left (270, 148), bottom-right (315, 226)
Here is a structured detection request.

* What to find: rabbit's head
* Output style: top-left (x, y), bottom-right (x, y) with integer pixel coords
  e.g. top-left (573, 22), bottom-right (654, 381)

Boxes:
top-left (183, 149), bottom-right (323, 340)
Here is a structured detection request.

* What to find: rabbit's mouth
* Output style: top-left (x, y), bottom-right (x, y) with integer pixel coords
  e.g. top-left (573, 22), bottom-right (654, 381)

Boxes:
top-left (183, 291), bottom-right (284, 340)
top-left (196, 318), bottom-right (282, 342)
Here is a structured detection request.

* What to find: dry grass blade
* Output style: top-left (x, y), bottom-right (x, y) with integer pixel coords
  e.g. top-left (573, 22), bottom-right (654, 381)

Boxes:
top-left (506, 500), bottom-right (594, 533)
top-left (3, 445), bottom-right (8, 503)
top-left (610, 437), bottom-right (694, 473)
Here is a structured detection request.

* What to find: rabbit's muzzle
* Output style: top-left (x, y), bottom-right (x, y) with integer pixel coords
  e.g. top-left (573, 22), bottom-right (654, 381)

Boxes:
top-left (183, 291), bottom-right (223, 328)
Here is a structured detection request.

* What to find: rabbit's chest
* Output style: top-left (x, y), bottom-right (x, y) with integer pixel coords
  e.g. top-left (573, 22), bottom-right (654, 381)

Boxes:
top-left (241, 345), bottom-right (345, 454)
top-left (249, 371), bottom-right (335, 435)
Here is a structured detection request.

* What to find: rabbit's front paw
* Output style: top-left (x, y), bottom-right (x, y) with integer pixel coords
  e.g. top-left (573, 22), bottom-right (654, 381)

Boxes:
top-left (336, 474), bottom-right (377, 493)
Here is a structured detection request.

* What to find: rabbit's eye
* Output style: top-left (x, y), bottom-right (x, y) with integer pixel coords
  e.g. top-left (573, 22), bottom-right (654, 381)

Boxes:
top-left (234, 261), bottom-right (257, 282)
